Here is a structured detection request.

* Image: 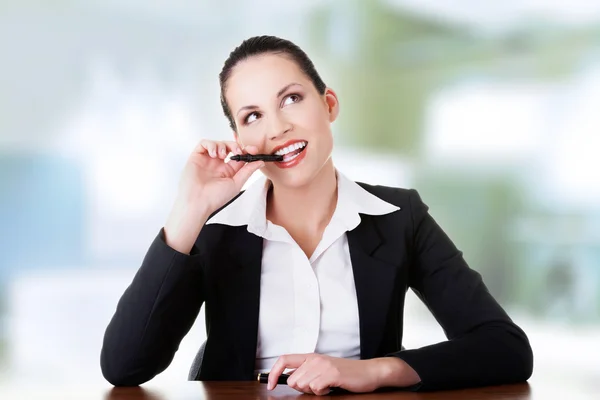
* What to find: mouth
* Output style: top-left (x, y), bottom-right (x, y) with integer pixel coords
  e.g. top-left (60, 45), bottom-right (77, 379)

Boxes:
top-left (272, 141), bottom-right (308, 163)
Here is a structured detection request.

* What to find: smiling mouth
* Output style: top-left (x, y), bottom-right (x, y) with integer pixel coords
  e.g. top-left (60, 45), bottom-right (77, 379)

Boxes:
top-left (272, 141), bottom-right (308, 162)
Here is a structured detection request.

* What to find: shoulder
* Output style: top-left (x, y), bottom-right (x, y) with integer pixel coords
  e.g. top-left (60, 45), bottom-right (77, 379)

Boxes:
top-left (355, 181), bottom-right (426, 211)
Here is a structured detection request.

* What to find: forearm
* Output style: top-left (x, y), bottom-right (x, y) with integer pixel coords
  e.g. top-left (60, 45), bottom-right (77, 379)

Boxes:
top-left (388, 323), bottom-right (533, 391)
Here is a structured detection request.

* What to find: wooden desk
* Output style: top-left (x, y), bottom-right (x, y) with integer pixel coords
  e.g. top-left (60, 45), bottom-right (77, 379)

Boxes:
top-left (106, 381), bottom-right (534, 399)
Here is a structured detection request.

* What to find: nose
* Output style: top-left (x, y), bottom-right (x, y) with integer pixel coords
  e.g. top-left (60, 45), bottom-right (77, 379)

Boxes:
top-left (267, 112), bottom-right (292, 141)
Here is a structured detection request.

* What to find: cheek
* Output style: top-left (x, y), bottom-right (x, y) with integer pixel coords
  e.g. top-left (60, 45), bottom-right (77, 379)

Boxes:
top-left (237, 127), bottom-right (263, 147)
top-left (289, 102), bottom-right (329, 129)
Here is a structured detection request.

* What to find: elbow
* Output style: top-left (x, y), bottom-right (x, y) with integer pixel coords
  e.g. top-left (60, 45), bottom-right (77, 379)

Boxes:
top-left (101, 369), bottom-right (137, 387)
top-left (100, 346), bottom-right (153, 387)
top-left (514, 335), bottom-right (534, 382)
top-left (498, 326), bottom-right (534, 383)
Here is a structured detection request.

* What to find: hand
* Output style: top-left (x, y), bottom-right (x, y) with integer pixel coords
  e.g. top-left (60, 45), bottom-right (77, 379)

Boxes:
top-left (164, 140), bottom-right (264, 254)
top-left (267, 353), bottom-right (420, 396)
top-left (177, 139), bottom-right (263, 213)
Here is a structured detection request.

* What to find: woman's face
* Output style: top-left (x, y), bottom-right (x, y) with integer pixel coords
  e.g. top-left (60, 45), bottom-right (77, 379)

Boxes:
top-left (224, 53), bottom-right (339, 188)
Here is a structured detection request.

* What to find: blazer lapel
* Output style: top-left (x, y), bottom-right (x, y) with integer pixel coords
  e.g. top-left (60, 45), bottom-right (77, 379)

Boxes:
top-left (347, 213), bottom-right (401, 360)
top-left (224, 226), bottom-right (263, 379)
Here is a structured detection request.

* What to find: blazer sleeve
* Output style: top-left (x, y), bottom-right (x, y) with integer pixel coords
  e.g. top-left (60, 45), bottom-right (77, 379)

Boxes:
top-left (388, 190), bottom-right (533, 391)
top-left (100, 228), bottom-right (205, 386)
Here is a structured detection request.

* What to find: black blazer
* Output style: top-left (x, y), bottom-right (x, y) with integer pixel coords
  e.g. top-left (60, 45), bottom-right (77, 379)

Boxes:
top-left (100, 183), bottom-right (533, 391)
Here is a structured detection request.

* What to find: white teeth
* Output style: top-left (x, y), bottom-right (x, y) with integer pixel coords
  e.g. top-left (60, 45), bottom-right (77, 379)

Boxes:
top-left (274, 141), bottom-right (306, 156)
top-left (282, 151), bottom-right (302, 162)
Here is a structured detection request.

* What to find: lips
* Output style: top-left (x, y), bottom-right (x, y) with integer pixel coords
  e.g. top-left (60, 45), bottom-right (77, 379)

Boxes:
top-left (274, 143), bottom-right (308, 169)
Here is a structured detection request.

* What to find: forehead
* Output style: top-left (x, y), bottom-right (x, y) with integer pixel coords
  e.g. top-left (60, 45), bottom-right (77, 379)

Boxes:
top-left (226, 53), bottom-right (310, 108)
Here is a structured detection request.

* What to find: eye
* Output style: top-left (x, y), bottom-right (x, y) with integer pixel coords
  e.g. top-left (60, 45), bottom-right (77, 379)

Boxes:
top-left (282, 93), bottom-right (302, 106)
top-left (244, 111), bottom-right (260, 125)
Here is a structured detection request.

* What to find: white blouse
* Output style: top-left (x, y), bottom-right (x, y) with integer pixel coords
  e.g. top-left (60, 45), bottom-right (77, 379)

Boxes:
top-left (206, 170), bottom-right (399, 373)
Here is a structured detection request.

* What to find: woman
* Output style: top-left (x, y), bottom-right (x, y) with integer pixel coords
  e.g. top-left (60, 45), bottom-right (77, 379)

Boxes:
top-left (100, 36), bottom-right (533, 395)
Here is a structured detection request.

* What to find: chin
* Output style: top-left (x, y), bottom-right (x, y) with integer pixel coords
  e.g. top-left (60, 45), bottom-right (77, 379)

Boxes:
top-left (264, 165), bottom-right (316, 189)
top-left (265, 145), bottom-right (333, 189)
top-left (270, 171), bottom-right (313, 189)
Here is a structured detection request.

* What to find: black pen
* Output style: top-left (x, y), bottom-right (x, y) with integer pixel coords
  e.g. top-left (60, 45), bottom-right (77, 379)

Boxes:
top-left (229, 154), bottom-right (283, 162)
top-left (257, 372), bottom-right (290, 385)
top-left (257, 373), bottom-right (346, 393)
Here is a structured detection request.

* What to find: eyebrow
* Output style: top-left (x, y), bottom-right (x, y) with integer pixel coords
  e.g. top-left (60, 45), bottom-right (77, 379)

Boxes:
top-left (235, 82), bottom-right (303, 117)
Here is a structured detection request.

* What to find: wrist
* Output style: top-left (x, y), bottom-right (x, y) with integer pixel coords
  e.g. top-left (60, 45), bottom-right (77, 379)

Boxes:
top-left (164, 198), bottom-right (211, 254)
top-left (370, 357), bottom-right (421, 389)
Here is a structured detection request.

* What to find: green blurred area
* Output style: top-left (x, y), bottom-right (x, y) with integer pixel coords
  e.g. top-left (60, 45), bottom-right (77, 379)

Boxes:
top-left (309, 0), bottom-right (600, 155)
top-left (306, 0), bottom-right (600, 321)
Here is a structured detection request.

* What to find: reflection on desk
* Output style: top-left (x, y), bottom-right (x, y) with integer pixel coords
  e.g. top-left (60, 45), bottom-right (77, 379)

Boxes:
top-left (105, 381), bottom-right (534, 400)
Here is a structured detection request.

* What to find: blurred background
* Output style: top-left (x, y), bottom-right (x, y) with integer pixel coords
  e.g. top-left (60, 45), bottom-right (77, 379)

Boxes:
top-left (0, 0), bottom-right (599, 398)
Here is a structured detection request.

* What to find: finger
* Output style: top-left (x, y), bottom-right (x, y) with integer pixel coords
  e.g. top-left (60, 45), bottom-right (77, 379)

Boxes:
top-left (310, 379), bottom-right (331, 396)
top-left (222, 142), bottom-right (243, 163)
top-left (289, 367), bottom-right (320, 395)
top-left (195, 140), bottom-right (241, 155)
top-left (286, 364), bottom-right (306, 388)
top-left (223, 143), bottom-right (250, 164)
top-left (224, 155), bottom-right (247, 174)
top-left (268, 354), bottom-right (309, 390)
top-left (193, 139), bottom-right (209, 154)
top-left (287, 369), bottom-right (315, 396)
top-left (296, 385), bottom-right (315, 395)
top-left (195, 140), bottom-right (218, 157)
top-left (223, 141), bottom-right (243, 155)
top-left (194, 139), bottom-right (211, 153)
top-left (232, 161), bottom-right (264, 190)
top-left (217, 142), bottom-right (228, 158)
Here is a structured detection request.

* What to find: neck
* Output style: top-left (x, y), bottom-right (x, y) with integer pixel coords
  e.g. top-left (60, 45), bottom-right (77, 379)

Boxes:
top-left (267, 159), bottom-right (338, 232)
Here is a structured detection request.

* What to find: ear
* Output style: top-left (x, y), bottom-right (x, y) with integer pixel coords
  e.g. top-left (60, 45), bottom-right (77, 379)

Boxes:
top-left (324, 88), bottom-right (339, 123)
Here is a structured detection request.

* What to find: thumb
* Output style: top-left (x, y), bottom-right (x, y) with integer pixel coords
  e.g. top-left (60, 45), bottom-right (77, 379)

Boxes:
top-left (232, 161), bottom-right (264, 189)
